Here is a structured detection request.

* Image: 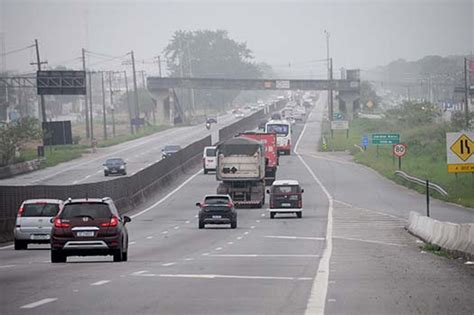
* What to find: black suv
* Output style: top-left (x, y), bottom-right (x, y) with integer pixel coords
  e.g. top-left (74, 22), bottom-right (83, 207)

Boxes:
top-left (50, 197), bottom-right (131, 263)
top-left (103, 157), bottom-right (127, 176)
top-left (196, 195), bottom-right (237, 229)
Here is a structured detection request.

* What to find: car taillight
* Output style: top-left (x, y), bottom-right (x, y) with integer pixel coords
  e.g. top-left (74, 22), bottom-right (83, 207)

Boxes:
top-left (17, 206), bottom-right (24, 217)
top-left (298, 200), bottom-right (302, 208)
top-left (53, 218), bottom-right (70, 228)
top-left (227, 202), bottom-right (233, 208)
top-left (101, 216), bottom-right (118, 227)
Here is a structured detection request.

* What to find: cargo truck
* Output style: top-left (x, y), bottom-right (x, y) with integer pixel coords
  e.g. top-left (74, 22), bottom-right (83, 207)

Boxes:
top-left (238, 132), bottom-right (278, 185)
top-left (216, 137), bottom-right (266, 208)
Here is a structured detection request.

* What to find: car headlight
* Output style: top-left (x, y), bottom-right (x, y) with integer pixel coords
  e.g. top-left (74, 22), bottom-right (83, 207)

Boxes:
top-left (103, 166), bottom-right (109, 170)
top-left (120, 165), bottom-right (125, 169)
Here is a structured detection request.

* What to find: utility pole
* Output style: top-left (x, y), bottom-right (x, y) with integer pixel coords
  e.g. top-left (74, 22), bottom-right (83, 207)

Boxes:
top-left (464, 58), bottom-right (470, 129)
top-left (123, 70), bottom-right (133, 134)
top-left (108, 72), bottom-right (115, 137)
top-left (130, 51), bottom-right (140, 130)
top-left (31, 39), bottom-right (48, 122)
top-left (101, 71), bottom-right (107, 140)
top-left (81, 48), bottom-right (90, 139)
top-left (88, 71), bottom-right (94, 141)
top-left (324, 30), bottom-right (332, 120)
top-left (156, 55), bottom-right (162, 77)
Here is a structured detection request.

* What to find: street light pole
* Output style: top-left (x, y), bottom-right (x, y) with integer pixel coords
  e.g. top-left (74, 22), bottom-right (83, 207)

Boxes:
top-left (324, 30), bottom-right (333, 121)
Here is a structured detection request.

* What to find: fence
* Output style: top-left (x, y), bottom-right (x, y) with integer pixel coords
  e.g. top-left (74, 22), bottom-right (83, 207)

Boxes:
top-left (0, 135), bottom-right (211, 242)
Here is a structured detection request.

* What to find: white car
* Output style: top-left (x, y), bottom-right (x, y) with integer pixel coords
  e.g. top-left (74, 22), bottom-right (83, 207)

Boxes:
top-left (203, 146), bottom-right (217, 174)
top-left (13, 199), bottom-right (63, 250)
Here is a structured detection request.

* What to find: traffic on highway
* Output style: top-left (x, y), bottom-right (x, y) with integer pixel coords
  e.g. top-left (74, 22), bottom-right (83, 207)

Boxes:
top-left (1, 1), bottom-right (473, 314)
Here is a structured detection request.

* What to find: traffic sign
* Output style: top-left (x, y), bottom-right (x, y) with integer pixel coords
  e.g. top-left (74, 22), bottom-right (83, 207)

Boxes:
top-left (362, 135), bottom-right (369, 147)
top-left (372, 133), bottom-right (400, 145)
top-left (446, 132), bottom-right (474, 173)
top-left (392, 143), bottom-right (407, 157)
top-left (37, 70), bottom-right (86, 95)
top-left (333, 112), bottom-right (343, 120)
top-left (331, 120), bottom-right (348, 130)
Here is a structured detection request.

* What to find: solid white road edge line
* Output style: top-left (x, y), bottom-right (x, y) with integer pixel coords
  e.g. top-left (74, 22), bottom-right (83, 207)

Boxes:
top-left (208, 254), bottom-right (319, 258)
top-left (333, 236), bottom-right (406, 247)
top-left (130, 168), bottom-right (203, 219)
top-left (0, 244), bottom-right (13, 250)
top-left (294, 108), bottom-right (333, 315)
top-left (20, 298), bottom-right (58, 309)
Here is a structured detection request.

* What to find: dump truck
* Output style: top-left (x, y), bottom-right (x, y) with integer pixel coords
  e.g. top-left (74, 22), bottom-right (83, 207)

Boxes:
top-left (216, 137), bottom-right (266, 208)
top-left (238, 132), bottom-right (278, 186)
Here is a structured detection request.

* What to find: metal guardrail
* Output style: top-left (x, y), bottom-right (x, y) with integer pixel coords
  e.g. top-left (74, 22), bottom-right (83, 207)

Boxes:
top-left (394, 170), bottom-right (449, 217)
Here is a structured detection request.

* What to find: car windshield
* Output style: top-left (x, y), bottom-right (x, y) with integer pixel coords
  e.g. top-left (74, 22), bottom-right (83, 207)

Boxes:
top-left (273, 186), bottom-right (298, 194)
top-left (205, 148), bottom-right (217, 156)
top-left (164, 145), bottom-right (181, 152)
top-left (266, 124), bottom-right (289, 136)
top-left (105, 158), bottom-right (123, 165)
top-left (204, 197), bottom-right (229, 205)
top-left (22, 203), bottom-right (60, 217)
top-left (60, 203), bottom-right (112, 219)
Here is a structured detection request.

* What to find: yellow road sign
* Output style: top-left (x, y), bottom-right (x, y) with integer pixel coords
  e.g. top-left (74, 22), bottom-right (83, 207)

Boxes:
top-left (446, 132), bottom-right (474, 173)
top-left (450, 134), bottom-right (473, 161)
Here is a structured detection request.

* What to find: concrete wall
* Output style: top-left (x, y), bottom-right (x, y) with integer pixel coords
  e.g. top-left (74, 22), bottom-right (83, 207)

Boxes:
top-left (407, 211), bottom-right (474, 259)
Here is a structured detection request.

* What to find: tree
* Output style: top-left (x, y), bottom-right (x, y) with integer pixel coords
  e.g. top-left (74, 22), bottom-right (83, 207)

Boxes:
top-left (386, 100), bottom-right (441, 127)
top-left (0, 117), bottom-right (42, 166)
top-left (359, 81), bottom-right (381, 111)
top-left (163, 30), bottom-right (264, 110)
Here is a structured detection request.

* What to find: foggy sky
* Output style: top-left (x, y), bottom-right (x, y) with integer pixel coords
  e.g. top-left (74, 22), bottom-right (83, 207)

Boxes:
top-left (1, 0), bottom-right (472, 77)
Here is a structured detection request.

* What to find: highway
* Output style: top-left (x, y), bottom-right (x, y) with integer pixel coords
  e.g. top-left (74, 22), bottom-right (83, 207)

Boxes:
top-left (0, 112), bottom-right (238, 186)
top-left (0, 100), bottom-right (473, 314)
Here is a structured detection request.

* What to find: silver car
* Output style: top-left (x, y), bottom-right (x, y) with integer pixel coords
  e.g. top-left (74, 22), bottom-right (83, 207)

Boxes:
top-left (13, 199), bottom-right (63, 250)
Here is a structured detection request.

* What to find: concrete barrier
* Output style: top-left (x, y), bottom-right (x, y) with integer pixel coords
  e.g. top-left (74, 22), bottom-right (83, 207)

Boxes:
top-left (0, 159), bottom-right (44, 179)
top-left (407, 211), bottom-right (474, 259)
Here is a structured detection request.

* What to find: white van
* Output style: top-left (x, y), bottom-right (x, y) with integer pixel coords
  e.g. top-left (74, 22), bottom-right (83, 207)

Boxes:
top-left (203, 146), bottom-right (217, 174)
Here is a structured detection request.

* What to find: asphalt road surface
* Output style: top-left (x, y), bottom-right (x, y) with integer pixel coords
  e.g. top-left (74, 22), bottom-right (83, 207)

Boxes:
top-left (0, 99), bottom-right (472, 314)
top-left (0, 112), bottom-right (239, 186)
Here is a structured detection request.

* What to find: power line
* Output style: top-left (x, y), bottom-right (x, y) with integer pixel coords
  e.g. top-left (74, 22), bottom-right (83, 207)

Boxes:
top-left (0, 44), bottom-right (35, 57)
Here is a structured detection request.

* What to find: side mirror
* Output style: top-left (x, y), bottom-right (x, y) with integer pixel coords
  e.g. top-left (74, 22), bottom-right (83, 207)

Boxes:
top-left (123, 162), bottom-right (127, 165)
top-left (195, 202), bottom-right (201, 207)
top-left (266, 189), bottom-right (270, 194)
top-left (123, 216), bottom-right (131, 223)
top-left (301, 189), bottom-right (304, 193)
top-left (102, 163), bottom-right (106, 166)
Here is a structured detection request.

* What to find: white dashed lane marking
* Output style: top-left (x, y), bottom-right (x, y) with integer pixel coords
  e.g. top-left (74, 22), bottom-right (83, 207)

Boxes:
top-left (91, 280), bottom-right (111, 286)
top-left (162, 262), bottom-right (176, 267)
top-left (0, 265), bottom-right (15, 269)
top-left (146, 236), bottom-right (154, 239)
top-left (20, 298), bottom-right (58, 309)
top-left (265, 235), bottom-right (325, 241)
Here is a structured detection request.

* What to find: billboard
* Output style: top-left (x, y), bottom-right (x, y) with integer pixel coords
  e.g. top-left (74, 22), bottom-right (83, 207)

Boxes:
top-left (42, 121), bottom-right (73, 145)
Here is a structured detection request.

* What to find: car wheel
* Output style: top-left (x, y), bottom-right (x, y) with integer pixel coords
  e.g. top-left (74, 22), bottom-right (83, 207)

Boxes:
top-left (198, 220), bottom-right (205, 229)
top-left (14, 240), bottom-right (27, 250)
top-left (204, 169), bottom-right (208, 174)
top-left (113, 246), bottom-right (123, 262)
top-left (297, 212), bottom-right (302, 218)
top-left (230, 220), bottom-right (237, 229)
top-left (270, 212), bottom-right (275, 219)
top-left (123, 171), bottom-right (127, 176)
top-left (104, 172), bottom-right (109, 176)
top-left (51, 250), bottom-right (66, 263)
top-left (122, 251), bottom-right (128, 262)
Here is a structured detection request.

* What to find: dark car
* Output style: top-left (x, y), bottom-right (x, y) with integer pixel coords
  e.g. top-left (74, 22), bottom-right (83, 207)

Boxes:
top-left (271, 112), bottom-right (282, 120)
top-left (206, 115), bottom-right (218, 124)
top-left (50, 197), bottom-right (131, 263)
top-left (162, 145), bottom-right (182, 159)
top-left (103, 157), bottom-right (127, 176)
top-left (267, 180), bottom-right (304, 219)
top-left (196, 194), bottom-right (237, 229)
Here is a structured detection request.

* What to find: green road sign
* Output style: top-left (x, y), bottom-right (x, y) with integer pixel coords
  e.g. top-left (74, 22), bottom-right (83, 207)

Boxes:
top-left (332, 112), bottom-right (343, 120)
top-left (372, 133), bottom-right (400, 145)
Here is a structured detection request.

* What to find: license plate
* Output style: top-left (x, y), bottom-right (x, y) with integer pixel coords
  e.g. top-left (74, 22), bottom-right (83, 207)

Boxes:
top-left (77, 231), bottom-right (95, 237)
top-left (30, 234), bottom-right (49, 240)
top-left (212, 215), bottom-right (222, 219)
top-left (111, 170), bottom-right (117, 173)
top-left (281, 203), bottom-right (291, 207)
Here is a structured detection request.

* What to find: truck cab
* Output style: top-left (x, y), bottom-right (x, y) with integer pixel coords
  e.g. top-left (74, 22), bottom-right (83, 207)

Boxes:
top-left (267, 180), bottom-right (304, 219)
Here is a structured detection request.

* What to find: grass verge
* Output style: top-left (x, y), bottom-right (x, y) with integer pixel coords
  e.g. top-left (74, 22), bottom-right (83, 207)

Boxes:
top-left (321, 118), bottom-right (474, 208)
top-left (421, 244), bottom-right (454, 259)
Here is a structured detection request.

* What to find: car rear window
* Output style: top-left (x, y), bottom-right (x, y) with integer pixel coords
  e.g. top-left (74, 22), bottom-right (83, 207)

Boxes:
top-left (106, 159), bottom-right (123, 165)
top-left (205, 148), bottom-right (216, 157)
top-left (273, 186), bottom-right (298, 194)
top-left (60, 203), bottom-right (112, 219)
top-left (205, 197), bottom-right (229, 205)
top-left (22, 203), bottom-right (60, 217)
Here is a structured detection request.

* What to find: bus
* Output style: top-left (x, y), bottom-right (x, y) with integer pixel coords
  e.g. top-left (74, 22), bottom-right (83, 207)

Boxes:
top-left (265, 120), bottom-right (292, 155)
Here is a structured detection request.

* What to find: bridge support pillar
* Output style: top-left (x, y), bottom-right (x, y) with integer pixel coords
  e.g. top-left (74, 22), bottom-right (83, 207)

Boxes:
top-left (338, 91), bottom-right (360, 120)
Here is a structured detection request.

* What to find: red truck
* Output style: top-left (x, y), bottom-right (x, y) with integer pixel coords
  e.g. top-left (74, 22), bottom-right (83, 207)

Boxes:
top-left (238, 132), bottom-right (278, 185)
